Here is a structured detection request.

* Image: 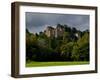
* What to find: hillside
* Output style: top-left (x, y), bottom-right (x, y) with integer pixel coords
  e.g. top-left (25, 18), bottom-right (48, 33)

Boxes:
top-left (26, 24), bottom-right (89, 62)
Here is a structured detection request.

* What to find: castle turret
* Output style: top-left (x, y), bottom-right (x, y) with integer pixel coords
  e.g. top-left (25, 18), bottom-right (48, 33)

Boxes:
top-left (44, 26), bottom-right (55, 38)
top-left (44, 25), bottom-right (65, 38)
top-left (55, 24), bottom-right (65, 37)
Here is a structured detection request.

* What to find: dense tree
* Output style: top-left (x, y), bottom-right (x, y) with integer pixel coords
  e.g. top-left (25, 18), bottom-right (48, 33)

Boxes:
top-left (72, 27), bottom-right (77, 33)
top-left (71, 32), bottom-right (89, 61)
top-left (60, 42), bottom-right (74, 61)
top-left (26, 30), bottom-right (38, 61)
top-left (64, 25), bottom-right (71, 32)
top-left (71, 44), bottom-right (80, 61)
top-left (26, 23), bottom-right (89, 62)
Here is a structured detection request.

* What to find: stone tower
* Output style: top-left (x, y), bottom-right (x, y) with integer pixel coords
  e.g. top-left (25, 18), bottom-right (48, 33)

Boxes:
top-left (44, 26), bottom-right (55, 38)
top-left (44, 25), bottom-right (64, 38)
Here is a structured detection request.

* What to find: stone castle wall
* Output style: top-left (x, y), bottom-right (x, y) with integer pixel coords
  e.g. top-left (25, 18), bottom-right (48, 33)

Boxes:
top-left (44, 26), bottom-right (64, 38)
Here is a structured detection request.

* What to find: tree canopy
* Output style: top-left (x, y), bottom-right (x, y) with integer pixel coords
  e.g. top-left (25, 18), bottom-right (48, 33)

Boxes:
top-left (26, 24), bottom-right (89, 62)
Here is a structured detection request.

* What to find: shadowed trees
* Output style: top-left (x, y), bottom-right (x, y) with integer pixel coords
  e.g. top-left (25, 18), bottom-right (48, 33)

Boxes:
top-left (26, 24), bottom-right (89, 62)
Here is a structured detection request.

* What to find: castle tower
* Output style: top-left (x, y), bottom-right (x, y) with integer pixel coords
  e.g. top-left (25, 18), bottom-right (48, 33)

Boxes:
top-left (55, 25), bottom-right (65, 37)
top-left (44, 25), bottom-right (65, 38)
top-left (44, 26), bottom-right (55, 38)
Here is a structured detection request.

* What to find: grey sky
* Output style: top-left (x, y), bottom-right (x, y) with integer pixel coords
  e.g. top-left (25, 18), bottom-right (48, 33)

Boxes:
top-left (26, 12), bottom-right (89, 34)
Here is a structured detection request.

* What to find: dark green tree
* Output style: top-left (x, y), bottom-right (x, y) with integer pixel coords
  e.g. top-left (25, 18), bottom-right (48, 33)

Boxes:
top-left (60, 42), bottom-right (74, 61)
top-left (71, 32), bottom-right (89, 61)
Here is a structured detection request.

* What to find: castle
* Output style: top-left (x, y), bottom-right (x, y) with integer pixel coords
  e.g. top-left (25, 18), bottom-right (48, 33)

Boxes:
top-left (44, 25), bottom-right (65, 38)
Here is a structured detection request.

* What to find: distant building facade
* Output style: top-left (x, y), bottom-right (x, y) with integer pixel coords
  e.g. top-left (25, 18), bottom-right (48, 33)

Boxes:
top-left (44, 26), bottom-right (55, 38)
top-left (44, 25), bottom-right (65, 38)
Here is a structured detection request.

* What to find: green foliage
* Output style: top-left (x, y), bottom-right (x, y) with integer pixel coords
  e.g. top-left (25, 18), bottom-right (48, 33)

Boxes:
top-left (60, 42), bottom-right (74, 60)
top-left (71, 44), bottom-right (80, 61)
top-left (71, 32), bottom-right (89, 61)
top-left (26, 24), bottom-right (89, 62)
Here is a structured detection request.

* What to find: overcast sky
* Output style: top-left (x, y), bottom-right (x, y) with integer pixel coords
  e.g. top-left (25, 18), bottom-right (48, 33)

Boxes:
top-left (26, 12), bottom-right (89, 34)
